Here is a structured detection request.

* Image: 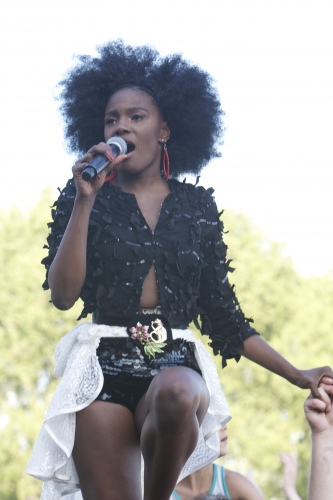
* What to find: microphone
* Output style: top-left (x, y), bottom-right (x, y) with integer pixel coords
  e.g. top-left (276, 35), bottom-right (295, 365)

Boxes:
top-left (81, 136), bottom-right (127, 181)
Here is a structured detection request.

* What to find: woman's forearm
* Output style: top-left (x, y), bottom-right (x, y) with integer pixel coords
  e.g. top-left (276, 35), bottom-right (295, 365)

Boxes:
top-left (308, 430), bottom-right (333, 500)
top-left (240, 335), bottom-right (300, 384)
top-left (48, 196), bottom-right (95, 310)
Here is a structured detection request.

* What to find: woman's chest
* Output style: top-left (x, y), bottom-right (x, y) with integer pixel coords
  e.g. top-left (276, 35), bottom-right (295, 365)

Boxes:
top-left (90, 196), bottom-right (206, 270)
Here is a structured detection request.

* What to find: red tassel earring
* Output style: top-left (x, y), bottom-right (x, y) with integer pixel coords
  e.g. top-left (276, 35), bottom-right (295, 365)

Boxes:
top-left (162, 143), bottom-right (170, 181)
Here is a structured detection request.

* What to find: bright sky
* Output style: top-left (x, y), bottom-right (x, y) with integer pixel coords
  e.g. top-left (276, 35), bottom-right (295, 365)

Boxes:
top-left (1, 0), bottom-right (332, 277)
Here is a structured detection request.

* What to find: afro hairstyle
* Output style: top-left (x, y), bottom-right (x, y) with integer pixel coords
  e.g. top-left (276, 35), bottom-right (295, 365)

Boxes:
top-left (58, 39), bottom-right (225, 177)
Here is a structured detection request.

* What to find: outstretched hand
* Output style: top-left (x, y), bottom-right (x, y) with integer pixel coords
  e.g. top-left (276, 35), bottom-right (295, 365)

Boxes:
top-left (295, 367), bottom-right (333, 399)
top-left (279, 452), bottom-right (301, 499)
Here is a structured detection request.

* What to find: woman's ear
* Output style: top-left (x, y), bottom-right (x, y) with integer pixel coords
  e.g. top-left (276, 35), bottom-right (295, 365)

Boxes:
top-left (159, 122), bottom-right (170, 142)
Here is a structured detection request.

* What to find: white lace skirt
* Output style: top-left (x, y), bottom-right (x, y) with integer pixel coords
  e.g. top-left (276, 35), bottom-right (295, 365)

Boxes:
top-left (26, 323), bottom-right (231, 499)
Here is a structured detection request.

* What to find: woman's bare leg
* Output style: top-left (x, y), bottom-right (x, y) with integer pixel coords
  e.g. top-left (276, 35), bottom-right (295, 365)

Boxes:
top-left (73, 400), bottom-right (142, 500)
top-left (135, 367), bottom-right (210, 500)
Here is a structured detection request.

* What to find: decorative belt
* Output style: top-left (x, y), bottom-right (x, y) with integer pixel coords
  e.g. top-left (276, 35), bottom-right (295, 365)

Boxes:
top-left (96, 308), bottom-right (173, 360)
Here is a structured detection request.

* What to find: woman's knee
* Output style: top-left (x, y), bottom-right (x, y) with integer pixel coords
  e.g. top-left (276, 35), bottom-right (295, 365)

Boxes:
top-left (148, 368), bottom-right (209, 428)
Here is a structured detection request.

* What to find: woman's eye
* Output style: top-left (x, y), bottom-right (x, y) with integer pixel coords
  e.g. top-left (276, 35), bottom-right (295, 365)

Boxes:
top-left (131, 114), bottom-right (143, 121)
top-left (105, 118), bottom-right (117, 125)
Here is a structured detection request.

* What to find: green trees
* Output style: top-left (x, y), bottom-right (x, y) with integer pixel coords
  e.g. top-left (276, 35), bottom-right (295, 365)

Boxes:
top-left (0, 191), bottom-right (82, 499)
top-left (0, 193), bottom-right (332, 499)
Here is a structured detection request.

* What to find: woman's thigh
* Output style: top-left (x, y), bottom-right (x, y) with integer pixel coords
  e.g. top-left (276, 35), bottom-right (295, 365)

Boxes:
top-left (73, 400), bottom-right (142, 500)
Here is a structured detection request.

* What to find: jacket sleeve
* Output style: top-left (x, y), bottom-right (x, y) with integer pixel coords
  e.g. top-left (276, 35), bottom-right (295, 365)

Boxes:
top-left (41, 180), bottom-right (115, 320)
top-left (41, 178), bottom-right (77, 292)
top-left (197, 191), bottom-right (259, 368)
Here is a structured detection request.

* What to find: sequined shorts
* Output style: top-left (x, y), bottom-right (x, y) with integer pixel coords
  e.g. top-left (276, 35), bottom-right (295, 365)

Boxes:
top-left (95, 337), bottom-right (202, 414)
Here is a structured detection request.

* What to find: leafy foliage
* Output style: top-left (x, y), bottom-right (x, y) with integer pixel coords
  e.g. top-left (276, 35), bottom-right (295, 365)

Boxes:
top-left (0, 191), bottom-right (82, 499)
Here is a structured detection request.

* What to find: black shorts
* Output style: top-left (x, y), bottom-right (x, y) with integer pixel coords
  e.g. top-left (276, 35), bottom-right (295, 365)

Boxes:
top-left (95, 337), bottom-right (201, 414)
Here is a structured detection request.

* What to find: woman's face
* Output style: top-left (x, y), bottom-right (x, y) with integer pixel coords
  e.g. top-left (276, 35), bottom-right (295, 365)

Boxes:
top-left (218, 425), bottom-right (228, 457)
top-left (104, 87), bottom-right (170, 177)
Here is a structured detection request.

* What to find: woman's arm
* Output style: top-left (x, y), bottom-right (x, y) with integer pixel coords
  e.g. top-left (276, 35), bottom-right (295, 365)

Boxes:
top-left (198, 195), bottom-right (259, 367)
top-left (240, 335), bottom-right (333, 398)
top-left (48, 195), bottom-right (95, 310)
top-left (47, 144), bottom-right (127, 310)
top-left (198, 194), bottom-right (333, 389)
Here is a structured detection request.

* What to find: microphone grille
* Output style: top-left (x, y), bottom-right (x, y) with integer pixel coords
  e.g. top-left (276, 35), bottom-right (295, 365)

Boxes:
top-left (107, 136), bottom-right (127, 155)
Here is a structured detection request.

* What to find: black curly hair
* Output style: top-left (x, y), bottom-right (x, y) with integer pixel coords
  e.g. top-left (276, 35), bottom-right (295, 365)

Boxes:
top-left (59, 39), bottom-right (224, 177)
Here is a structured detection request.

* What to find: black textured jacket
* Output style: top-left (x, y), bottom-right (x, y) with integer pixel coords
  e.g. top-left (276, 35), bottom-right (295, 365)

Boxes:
top-left (42, 178), bottom-right (258, 367)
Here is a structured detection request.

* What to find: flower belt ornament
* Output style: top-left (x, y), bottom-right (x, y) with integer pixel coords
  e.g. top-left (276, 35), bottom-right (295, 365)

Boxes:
top-left (129, 319), bottom-right (167, 358)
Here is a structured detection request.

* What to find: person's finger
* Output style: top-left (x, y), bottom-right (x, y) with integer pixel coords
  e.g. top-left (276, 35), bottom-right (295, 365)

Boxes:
top-left (320, 376), bottom-right (333, 386)
top-left (319, 382), bottom-right (333, 396)
top-left (87, 142), bottom-right (110, 156)
top-left (310, 385), bottom-right (321, 399)
top-left (305, 397), bottom-right (326, 413)
top-left (107, 153), bottom-right (128, 169)
top-left (318, 386), bottom-right (333, 412)
top-left (72, 153), bottom-right (94, 173)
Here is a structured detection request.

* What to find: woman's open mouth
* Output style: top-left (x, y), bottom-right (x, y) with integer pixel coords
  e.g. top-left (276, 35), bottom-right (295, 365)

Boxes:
top-left (125, 142), bottom-right (135, 154)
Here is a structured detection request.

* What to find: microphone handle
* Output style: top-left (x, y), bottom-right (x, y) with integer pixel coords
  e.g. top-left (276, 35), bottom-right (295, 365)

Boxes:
top-left (81, 155), bottom-right (110, 182)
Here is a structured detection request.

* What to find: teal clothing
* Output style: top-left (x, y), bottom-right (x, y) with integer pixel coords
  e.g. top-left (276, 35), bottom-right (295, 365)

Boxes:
top-left (171, 464), bottom-right (231, 499)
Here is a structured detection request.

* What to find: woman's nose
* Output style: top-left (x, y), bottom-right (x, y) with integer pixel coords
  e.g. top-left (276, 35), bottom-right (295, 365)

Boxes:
top-left (114, 117), bottom-right (130, 135)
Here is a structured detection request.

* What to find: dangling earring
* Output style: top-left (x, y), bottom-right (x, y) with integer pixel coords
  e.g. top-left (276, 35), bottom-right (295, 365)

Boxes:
top-left (162, 143), bottom-right (170, 181)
